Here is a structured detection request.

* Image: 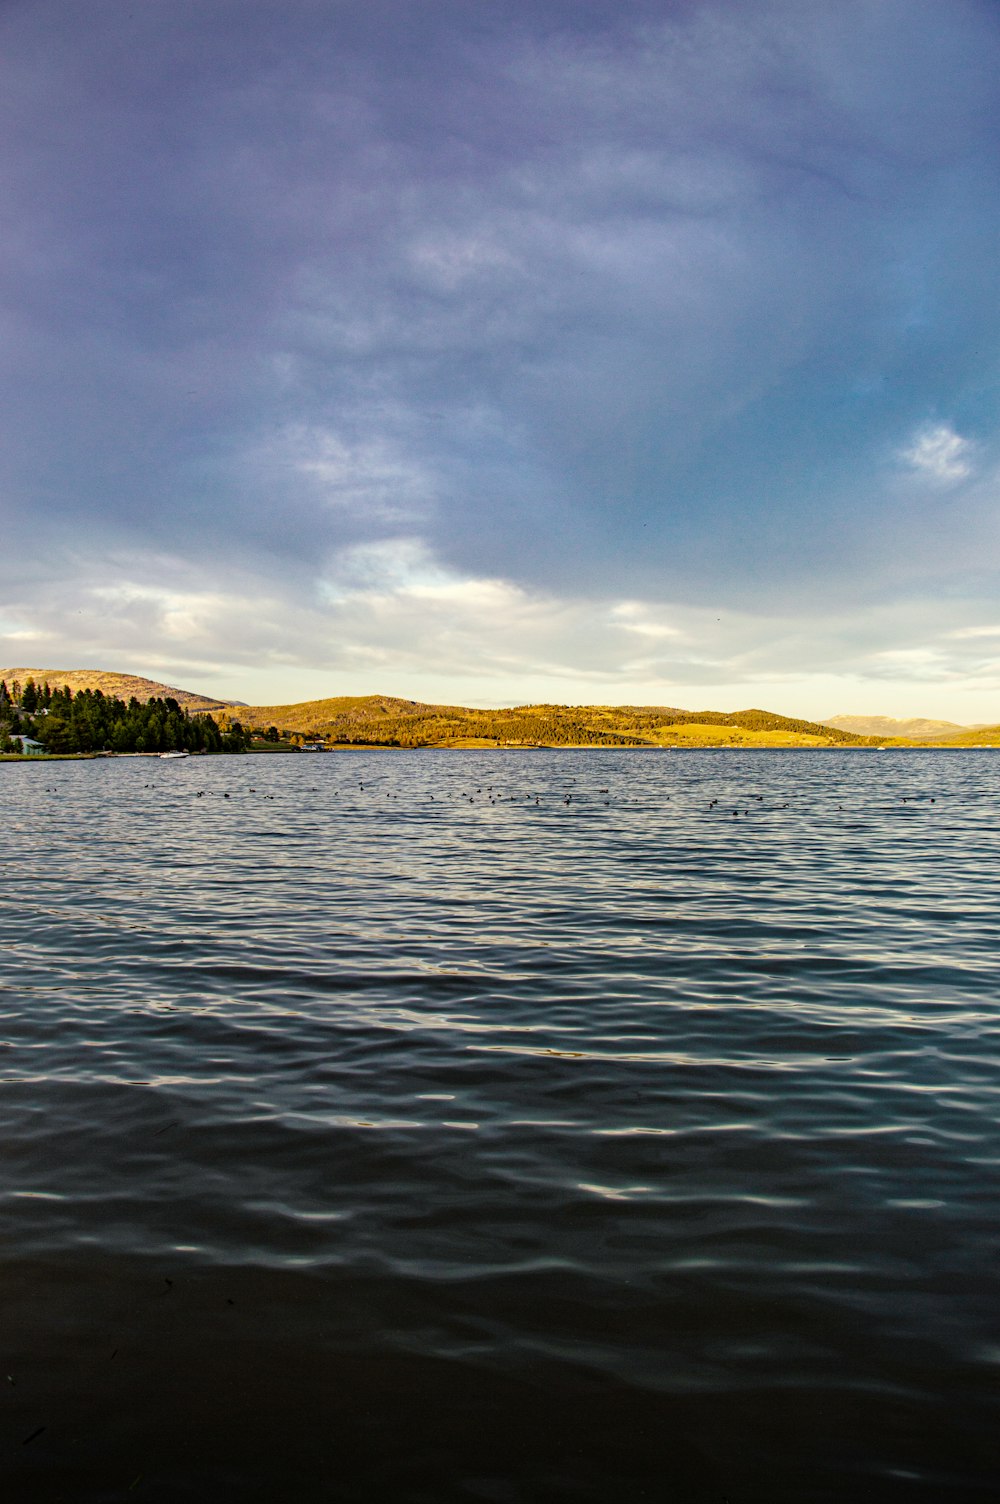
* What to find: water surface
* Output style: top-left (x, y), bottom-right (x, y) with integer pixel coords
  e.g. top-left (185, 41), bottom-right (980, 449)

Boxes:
top-left (2, 750), bottom-right (999, 1500)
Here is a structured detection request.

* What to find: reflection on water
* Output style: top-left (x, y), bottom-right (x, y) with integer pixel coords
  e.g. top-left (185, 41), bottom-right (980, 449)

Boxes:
top-left (2, 750), bottom-right (999, 1501)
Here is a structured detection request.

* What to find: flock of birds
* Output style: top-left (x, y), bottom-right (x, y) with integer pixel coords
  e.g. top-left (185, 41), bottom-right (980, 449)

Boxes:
top-left (28, 767), bottom-right (946, 824)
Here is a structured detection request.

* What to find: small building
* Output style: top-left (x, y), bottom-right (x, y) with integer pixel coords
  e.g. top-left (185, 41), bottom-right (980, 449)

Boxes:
top-left (14, 736), bottom-right (45, 755)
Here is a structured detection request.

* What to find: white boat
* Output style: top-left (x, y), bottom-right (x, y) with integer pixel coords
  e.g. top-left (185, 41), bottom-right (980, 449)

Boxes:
top-left (159, 750), bottom-right (191, 759)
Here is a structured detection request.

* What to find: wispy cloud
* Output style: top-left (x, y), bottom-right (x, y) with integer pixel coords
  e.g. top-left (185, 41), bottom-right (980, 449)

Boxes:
top-left (900, 423), bottom-right (974, 484)
top-left (6, 534), bottom-right (1000, 721)
top-left (948, 624), bottom-right (1000, 639)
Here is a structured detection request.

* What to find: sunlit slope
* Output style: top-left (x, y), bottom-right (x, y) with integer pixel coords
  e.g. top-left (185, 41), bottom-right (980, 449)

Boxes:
top-left (823, 714), bottom-right (981, 738)
top-left (0, 668), bottom-right (240, 712)
top-left (229, 696), bottom-right (874, 747)
top-left (19, 670), bottom-right (996, 744)
top-left (912, 723), bottom-right (1000, 746)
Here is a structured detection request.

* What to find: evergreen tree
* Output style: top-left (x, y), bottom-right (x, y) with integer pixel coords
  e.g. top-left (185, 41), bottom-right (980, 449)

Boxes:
top-left (27, 684), bottom-right (249, 756)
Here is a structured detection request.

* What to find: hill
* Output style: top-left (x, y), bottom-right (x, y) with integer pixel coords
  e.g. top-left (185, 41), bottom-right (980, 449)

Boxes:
top-left (18, 669), bottom-right (997, 747)
top-left (224, 695), bottom-right (873, 748)
top-left (823, 714), bottom-right (982, 738)
top-left (906, 723), bottom-right (1000, 747)
top-left (0, 668), bottom-right (242, 713)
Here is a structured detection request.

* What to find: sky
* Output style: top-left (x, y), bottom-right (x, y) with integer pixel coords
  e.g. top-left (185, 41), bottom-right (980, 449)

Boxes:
top-left (2, 0), bottom-right (1000, 719)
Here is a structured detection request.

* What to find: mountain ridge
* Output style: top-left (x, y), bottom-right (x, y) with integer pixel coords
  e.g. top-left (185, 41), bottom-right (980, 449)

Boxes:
top-left (6, 669), bottom-right (999, 747)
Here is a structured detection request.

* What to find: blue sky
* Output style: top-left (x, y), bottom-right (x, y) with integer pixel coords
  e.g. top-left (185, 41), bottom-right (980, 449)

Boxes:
top-left (3, 0), bottom-right (1000, 718)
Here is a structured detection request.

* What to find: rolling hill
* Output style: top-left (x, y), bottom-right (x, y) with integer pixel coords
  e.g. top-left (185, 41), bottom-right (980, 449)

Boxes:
top-left (905, 722), bottom-right (1000, 747)
top-left (12, 668), bottom-right (998, 746)
top-left (0, 668), bottom-right (242, 713)
top-left (222, 695), bottom-right (874, 748)
top-left (822, 714), bottom-right (983, 738)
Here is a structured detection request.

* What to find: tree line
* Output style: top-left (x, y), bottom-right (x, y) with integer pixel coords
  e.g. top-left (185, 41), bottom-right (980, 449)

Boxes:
top-left (0, 678), bottom-right (250, 755)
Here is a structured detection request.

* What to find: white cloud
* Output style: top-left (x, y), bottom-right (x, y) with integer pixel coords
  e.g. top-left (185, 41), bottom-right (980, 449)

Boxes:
top-left (7, 535), bottom-right (1000, 723)
top-left (0, 625), bottom-right (52, 642)
top-left (948, 624), bottom-right (1000, 639)
top-left (900, 423), bottom-right (974, 483)
top-left (284, 425), bottom-right (436, 523)
top-left (609, 602), bottom-right (684, 640)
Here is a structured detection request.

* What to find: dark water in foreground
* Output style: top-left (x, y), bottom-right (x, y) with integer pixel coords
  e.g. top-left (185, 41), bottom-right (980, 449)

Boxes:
top-left (2, 749), bottom-right (999, 1502)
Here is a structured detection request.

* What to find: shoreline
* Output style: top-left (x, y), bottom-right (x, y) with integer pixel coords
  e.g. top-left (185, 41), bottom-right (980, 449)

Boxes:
top-left (4, 742), bottom-right (998, 763)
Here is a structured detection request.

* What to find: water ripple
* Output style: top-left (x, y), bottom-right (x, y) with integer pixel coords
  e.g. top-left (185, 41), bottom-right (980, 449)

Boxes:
top-left (2, 750), bottom-right (1000, 1500)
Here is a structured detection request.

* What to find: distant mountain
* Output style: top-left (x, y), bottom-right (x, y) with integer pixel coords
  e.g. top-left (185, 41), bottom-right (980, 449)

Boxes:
top-left (822, 714), bottom-right (984, 739)
top-left (906, 723), bottom-right (1000, 747)
top-left (0, 668), bottom-right (243, 713)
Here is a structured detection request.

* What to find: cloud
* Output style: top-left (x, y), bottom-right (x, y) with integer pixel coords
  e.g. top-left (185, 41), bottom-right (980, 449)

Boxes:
top-left (7, 531), bottom-right (1000, 723)
top-left (900, 423), bottom-right (974, 483)
top-left (609, 603), bottom-right (684, 641)
top-left (278, 423), bottom-right (437, 524)
top-left (949, 624), bottom-right (1000, 640)
top-left (1, 1), bottom-right (1000, 709)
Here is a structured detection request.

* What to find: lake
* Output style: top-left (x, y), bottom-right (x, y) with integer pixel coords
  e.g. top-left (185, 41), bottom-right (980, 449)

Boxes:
top-left (2, 749), bottom-right (998, 1501)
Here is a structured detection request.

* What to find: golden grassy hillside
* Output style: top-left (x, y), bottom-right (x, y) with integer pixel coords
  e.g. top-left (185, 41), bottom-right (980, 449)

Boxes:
top-left (910, 723), bottom-right (1000, 747)
top-left (15, 668), bottom-right (993, 746)
top-left (225, 695), bottom-right (875, 748)
top-left (0, 668), bottom-right (240, 713)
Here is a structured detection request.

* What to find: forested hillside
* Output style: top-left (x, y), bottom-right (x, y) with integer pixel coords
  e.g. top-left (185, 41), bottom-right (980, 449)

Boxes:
top-left (229, 696), bottom-right (873, 748)
top-left (0, 677), bottom-right (250, 755)
top-left (3, 671), bottom-right (924, 751)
